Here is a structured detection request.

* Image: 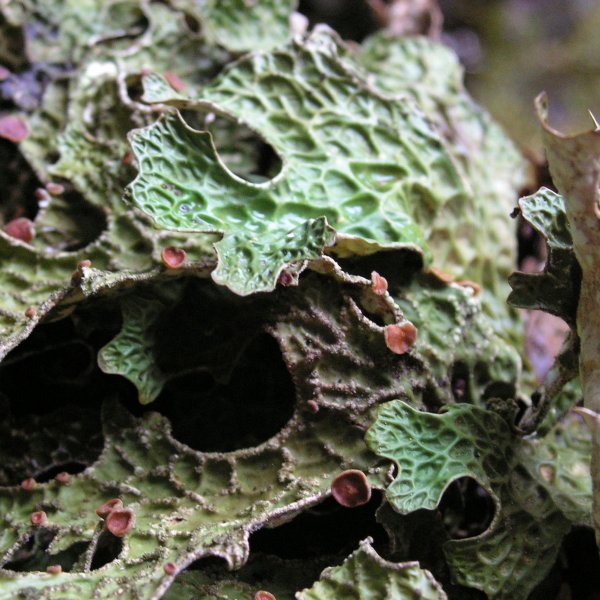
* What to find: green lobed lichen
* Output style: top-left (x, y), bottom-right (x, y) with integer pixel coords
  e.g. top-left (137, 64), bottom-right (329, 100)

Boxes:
top-left (0, 1), bottom-right (593, 598)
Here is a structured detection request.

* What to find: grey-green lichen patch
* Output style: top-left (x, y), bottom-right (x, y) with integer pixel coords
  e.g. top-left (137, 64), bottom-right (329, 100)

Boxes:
top-left (0, 397), bottom-right (384, 599)
top-left (98, 293), bottom-right (173, 405)
top-left (391, 271), bottom-right (521, 408)
top-left (1, 0), bottom-right (148, 65)
top-left (366, 401), bottom-right (591, 599)
top-left (508, 187), bottom-right (581, 325)
top-left (1, 0), bottom-right (270, 66)
top-left (168, 0), bottom-right (298, 52)
top-left (297, 538), bottom-right (447, 600)
top-left (128, 26), bottom-right (470, 295)
top-left (0, 0), bottom-right (236, 358)
top-left (164, 552), bottom-right (329, 600)
top-left (355, 34), bottom-right (530, 340)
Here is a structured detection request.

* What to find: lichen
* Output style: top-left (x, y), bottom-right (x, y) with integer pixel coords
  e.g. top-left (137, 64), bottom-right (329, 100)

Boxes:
top-left (0, 1), bottom-right (592, 598)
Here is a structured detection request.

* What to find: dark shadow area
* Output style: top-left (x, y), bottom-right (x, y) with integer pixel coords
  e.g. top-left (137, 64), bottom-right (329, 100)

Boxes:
top-left (438, 477), bottom-right (495, 540)
top-left (3, 528), bottom-right (87, 573)
top-left (150, 332), bottom-right (295, 452)
top-left (1, 276), bottom-right (298, 466)
top-left (0, 15), bottom-right (28, 73)
top-left (560, 527), bottom-right (600, 600)
top-left (34, 461), bottom-right (88, 483)
top-left (183, 12), bottom-right (201, 34)
top-left (0, 303), bottom-right (125, 416)
top-left (336, 249), bottom-right (424, 290)
top-left (529, 527), bottom-right (600, 600)
top-left (186, 554), bottom-right (228, 572)
top-left (451, 361), bottom-right (470, 402)
top-left (90, 530), bottom-right (123, 570)
top-left (0, 302), bottom-right (128, 485)
top-left (376, 502), bottom-right (487, 600)
top-left (250, 492), bottom-right (386, 559)
top-left (298, 0), bottom-right (379, 42)
top-left (0, 139), bottom-right (42, 223)
top-left (186, 552), bottom-right (330, 596)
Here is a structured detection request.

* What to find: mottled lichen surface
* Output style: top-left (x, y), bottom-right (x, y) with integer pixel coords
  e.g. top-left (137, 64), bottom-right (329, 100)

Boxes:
top-left (0, 1), bottom-right (593, 599)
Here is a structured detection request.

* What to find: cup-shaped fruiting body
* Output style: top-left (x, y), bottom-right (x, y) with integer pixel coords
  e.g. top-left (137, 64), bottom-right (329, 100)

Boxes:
top-left (3, 218), bottom-right (35, 243)
top-left (255, 592), bottom-right (276, 600)
top-left (105, 507), bottom-right (135, 537)
top-left (46, 565), bottom-right (62, 574)
top-left (0, 115), bottom-right (28, 142)
top-left (164, 71), bottom-right (186, 92)
top-left (31, 511), bottom-right (48, 526)
top-left (161, 247), bottom-right (186, 269)
top-left (71, 259), bottom-right (92, 284)
top-left (24, 307), bottom-right (37, 319)
top-left (20, 478), bottom-right (36, 491)
top-left (306, 400), bottom-right (319, 413)
top-left (384, 322), bottom-right (417, 354)
top-left (163, 562), bottom-right (177, 575)
top-left (46, 182), bottom-right (64, 196)
top-left (331, 469), bottom-right (371, 508)
top-left (277, 270), bottom-right (294, 286)
top-left (55, 472), bottom-right (70, 484)
top-left (34, 187), bottom-right (49, 201)
top-left (371, 271), bottom-right (388, 295)
top-left (95, 498), bottom-right (123, 519)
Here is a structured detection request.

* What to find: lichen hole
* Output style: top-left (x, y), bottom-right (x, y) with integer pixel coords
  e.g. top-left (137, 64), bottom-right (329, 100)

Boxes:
top-left (249, 492), bottom-right (387, 559)
top-left (180, 110), bottom-right (283, 184)
top-left (438, 476), bottom-right (495, 539)
top-left (297, 0), bottom-right (380, 43)
top-left (0, 138), bottom-right (42, 224)
top-left (0, 301), bottom-right (126, 485)
top-left (2, 528), bottom-right (87, 573)
top-left (144, 278), bottom-right (296, 452)
top-left (90, 530), bottom-right (124, 570)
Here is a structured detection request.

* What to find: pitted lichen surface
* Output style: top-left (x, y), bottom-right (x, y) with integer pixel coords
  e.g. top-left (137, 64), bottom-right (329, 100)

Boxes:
top-left (297, 538), bottom-right (447, 600)
top-left (128, 27), bottom-right (471, 295)
top-left (355, 33), bottom-right (530, 340)
top-left (0, 0), bottom-right (230, 359)
top-left (508, 187), bottom-right (581, 325)
top-left (366, 401), bottom-right (591, 599)
top-left (0, 398), bottom-right (383, 599)
top-left (0, 1), bottom-right (594, 598)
